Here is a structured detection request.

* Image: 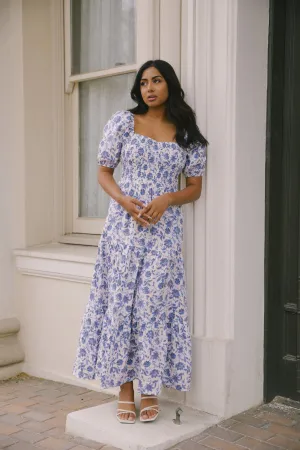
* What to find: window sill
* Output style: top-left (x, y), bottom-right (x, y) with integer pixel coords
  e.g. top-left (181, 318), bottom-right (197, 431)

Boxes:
top-left (58, 233), bottom-right (100, 247)
top-left (14, 243), bottom-right (97, 284)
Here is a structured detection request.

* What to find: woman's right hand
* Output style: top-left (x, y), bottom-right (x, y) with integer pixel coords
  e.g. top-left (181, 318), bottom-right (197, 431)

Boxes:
top-left (118, 195), bottom-right (151, 227)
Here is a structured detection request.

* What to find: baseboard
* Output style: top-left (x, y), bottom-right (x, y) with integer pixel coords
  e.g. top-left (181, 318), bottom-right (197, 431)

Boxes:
top-left (22, 363), bottom-right (119, 396)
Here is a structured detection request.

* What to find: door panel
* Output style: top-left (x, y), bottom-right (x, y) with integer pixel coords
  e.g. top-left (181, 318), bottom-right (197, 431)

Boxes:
top-left (265, 0), bottom-right (300, 401)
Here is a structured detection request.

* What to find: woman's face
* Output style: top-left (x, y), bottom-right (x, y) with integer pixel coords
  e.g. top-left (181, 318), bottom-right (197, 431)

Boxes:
top-left (140, 66), bottom-right (169, 108)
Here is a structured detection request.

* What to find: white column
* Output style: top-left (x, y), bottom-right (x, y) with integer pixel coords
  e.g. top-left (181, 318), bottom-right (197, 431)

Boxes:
top-left (228, 0), bottom-right (269, 416)
top-left (182, 0), bottom-right (269, 416)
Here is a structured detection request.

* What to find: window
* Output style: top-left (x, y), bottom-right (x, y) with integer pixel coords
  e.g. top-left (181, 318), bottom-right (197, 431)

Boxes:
top-left (64, 0), bottom-right (157, 235)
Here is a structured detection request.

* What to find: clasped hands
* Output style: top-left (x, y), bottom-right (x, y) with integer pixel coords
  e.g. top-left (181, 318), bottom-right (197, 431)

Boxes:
top-left (119, 193), bottom-right (171, 227)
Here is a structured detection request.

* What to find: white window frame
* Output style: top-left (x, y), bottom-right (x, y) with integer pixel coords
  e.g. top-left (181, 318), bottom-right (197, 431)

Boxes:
top-left (63, 0), bottom-right (159, 235)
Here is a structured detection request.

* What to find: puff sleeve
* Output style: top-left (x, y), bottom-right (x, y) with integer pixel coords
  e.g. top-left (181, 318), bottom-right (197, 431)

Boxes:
top-left (183, 141), bottom-right (207, 177)
top-left (97, 110), bottom-right (127, 168)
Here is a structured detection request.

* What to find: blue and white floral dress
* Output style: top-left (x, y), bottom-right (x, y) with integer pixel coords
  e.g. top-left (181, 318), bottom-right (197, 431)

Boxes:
top-left (73, 110), bottom-right (206, 395)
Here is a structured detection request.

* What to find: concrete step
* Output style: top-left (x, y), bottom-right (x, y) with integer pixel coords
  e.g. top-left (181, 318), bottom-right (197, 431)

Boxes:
top-left (65, 397), bottom-right (220, 450)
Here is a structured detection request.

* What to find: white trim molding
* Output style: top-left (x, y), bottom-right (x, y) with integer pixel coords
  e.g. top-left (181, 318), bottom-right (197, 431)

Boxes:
top-left (159, 0), bottom-right (181, 75)
top-left (51, 0), bottom-right (65, 242)
top-left (205, 0), bottom-right (238, 340)
top-left (64, 0), bottom-right (73, 93)
top-left (14, 244), bottom-right (97, 284)
top-left (181, 0), bottom-right (197, 338)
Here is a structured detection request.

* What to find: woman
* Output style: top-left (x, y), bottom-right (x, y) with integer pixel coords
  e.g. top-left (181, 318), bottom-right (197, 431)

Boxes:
top-left (73, 59), bottom-right (208, 424)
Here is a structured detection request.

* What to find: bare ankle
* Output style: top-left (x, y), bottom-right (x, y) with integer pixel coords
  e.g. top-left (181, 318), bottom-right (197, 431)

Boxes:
top-left (120, 381), bottom-right (134, 394)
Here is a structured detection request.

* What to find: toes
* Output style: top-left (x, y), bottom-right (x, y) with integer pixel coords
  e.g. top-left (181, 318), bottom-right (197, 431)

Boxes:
top-left (119, 412), bottom-right (130, 421)
top-left (119, 412), bottom-right (135, 422)
top-left (145, 410), bottom-right (157, 419)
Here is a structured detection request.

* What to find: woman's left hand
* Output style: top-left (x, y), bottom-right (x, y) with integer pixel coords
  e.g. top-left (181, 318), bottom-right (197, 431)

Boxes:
top-left (138, 193), bottom-right (171, 225)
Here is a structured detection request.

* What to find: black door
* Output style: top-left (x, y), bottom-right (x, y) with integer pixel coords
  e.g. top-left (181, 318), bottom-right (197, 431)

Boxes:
top-left (265, 0), bottom-right (300, 402)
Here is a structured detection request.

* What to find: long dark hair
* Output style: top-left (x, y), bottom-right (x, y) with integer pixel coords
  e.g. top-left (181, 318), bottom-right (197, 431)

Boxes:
top-left (128, 59), bottom-right (208, 148)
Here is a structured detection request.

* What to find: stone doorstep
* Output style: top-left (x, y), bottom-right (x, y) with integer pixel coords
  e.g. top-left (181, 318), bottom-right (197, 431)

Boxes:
top-left (65, 398), bottom-right (220, 450)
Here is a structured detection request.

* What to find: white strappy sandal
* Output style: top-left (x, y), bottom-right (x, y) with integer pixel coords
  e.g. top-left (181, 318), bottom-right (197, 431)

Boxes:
top-left (116, 400), bottom-right (136, 424)
top-left (139, 396), bottom-right (160, 423)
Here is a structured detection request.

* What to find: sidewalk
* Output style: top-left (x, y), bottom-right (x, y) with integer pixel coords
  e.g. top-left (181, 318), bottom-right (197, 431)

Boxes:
top-left (0, 374), bottom-right (299, 450)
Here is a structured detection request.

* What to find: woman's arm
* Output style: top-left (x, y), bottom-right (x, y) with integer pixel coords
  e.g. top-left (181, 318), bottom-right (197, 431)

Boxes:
top-left (98, 166), bottom-right (150, 227)
top-left (166, 176), bottom-right (203, 206)
top-left (138, 176), bottom-right (203, 225)
top-left (97, 166), bottom-right (124, 204)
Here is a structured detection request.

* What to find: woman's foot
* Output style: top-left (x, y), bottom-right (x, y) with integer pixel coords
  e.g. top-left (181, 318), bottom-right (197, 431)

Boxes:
top-left (140, 394), bottom-right (159, 421)
top-left (117, 381), bottom-right (136, 422)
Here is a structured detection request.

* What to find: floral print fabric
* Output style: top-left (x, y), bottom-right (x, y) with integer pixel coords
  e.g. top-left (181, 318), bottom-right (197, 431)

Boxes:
top-left (73, 110), bottom-right (206, 395)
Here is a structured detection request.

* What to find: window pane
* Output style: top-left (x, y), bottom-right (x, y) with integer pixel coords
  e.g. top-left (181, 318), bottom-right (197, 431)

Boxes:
top-left (71, 0), bottom-right (136, 74)
top-left (79, 73), bottom-right (135, 219)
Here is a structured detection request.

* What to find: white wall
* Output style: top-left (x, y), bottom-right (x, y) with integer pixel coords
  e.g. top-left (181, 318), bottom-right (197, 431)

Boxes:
top-left (0, 0), bottom-right (54, 316)
top-left (16, 275), bottom-right (89, 382)
top-left (22, 0), bottom-right (54, 246)
top-left (0, 0), bottom-right (25, 319)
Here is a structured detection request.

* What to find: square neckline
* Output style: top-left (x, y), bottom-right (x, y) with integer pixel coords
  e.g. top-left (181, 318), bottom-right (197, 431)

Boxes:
top-left (128, 111), bottom-right (179, 145)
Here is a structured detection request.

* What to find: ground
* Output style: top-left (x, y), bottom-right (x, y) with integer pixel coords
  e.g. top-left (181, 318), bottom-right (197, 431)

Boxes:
top-left (0, 375), bottom-right (299, 449)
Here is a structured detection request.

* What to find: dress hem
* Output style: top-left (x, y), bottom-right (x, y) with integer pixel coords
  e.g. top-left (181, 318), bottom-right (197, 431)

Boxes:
top-left (73, 372), bottom-right (191, 396)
